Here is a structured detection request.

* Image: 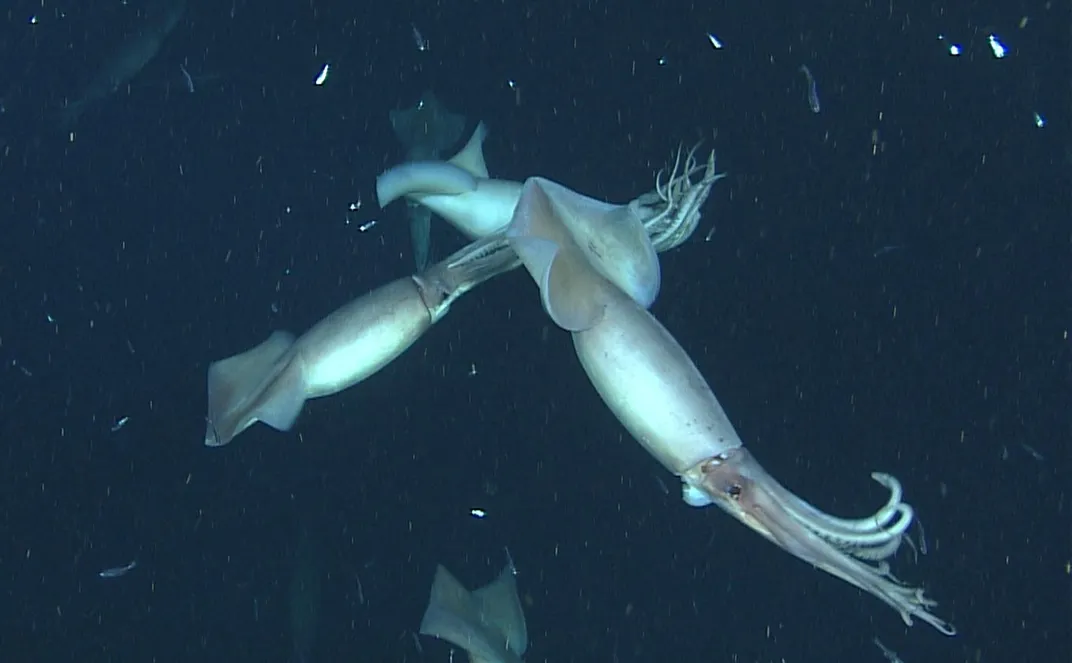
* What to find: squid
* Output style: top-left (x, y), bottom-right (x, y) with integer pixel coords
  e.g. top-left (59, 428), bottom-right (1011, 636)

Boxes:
top-left (375, 122), bottom-right (722, 247)
top-left (204, 143), bottom-right (722, 446)
top-left (418, 562), bottom-right (528, 663)
top-left (504, 176), bottom-right (955, 635)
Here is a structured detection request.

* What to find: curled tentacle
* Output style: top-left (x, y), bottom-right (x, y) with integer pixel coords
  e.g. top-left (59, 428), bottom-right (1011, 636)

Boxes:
top-left (640, 144), bottom-right (726, 251)
top-left (783, 474), bottom-right (913, 540)
top-left (685, 448), bottom-right (955, 635)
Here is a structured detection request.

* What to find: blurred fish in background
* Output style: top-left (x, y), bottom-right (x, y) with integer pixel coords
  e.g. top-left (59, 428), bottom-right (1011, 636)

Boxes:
top-left (389, 90), bottom-right (466, 271)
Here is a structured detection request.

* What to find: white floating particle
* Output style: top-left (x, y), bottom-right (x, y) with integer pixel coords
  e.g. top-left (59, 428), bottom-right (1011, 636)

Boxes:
top-left (314, 63), bottom-right (330, 85)
top-left (937, 34), bottom-right (962, 56)
top-left (707, 33), bottom-right (723, 49)
top-left (470, 508), bottom-right (487, 519)
top-left (987, 33), bottom-right (1007, 59)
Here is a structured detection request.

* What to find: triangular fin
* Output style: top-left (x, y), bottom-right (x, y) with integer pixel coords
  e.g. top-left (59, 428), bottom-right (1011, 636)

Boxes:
top-left (253, 368), bottom-right (305, 432)
top-left (205, 331), bottom-right (295, 446)
top-left (472, 564), bottom-right (528, 656)
top-left (508, 180), bottom-right (607, 331)
top-left (419, 566), bottom-right (518, 663)
top-left (448, 122), bottom-right (490, 179)
top-left (533, 177), bottom-right (661, 308)
top-left (510, 236), bottom-right (604, 332)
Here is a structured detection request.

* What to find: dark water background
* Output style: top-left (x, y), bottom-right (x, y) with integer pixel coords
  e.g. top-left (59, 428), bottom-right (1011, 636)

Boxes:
top-left (0, 0), bottom-right (1068, 661)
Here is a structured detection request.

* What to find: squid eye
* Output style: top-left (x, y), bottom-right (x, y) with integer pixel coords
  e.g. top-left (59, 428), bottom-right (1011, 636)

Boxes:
top-left (726, 484), bottom-right (742, 500)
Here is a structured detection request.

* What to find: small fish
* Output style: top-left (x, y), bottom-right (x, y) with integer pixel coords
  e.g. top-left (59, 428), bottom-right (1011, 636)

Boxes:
top-left (1020, 442), bottom-right (1044, 461)
top-left (412, 24), bottom-right (428, 52)
top-left (179, 63), bottom-right (194, 92)
top-left (873, 244), bottom-right (905, 258)
top-left (799, 64), bottom-right (820, 113)
top-left (111, 416), bottom-right (129, 432)
top-left (98, 559), bottom-right (137, 578)
top-left (354, 572), bottom-right (365, 604)
top-left (873, 637), bottom-right (904, 663)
